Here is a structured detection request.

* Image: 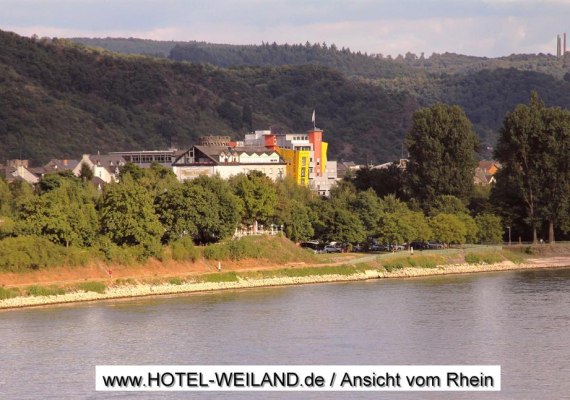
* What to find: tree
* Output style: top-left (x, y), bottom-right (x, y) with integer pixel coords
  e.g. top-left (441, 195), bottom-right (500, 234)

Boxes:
top-left (99, 177), bottom-right (163, 258)
top-left (17, 181), bottom-right (98, 247)
top-left (494, 92), bottom-right (570, 243)
top-left (282, 200), bottom-right (314, 242)
top-left (405, 104), bottom-right (479, 209)
top-left (476, 214), bottom-right (503, 244)
top-left (350, 165), bottom-right (407, 200)
top-left (429, 195), bottom-right (469, 216)
top-left (456, 213), bottom-right (479, 244)
top-left (430, 213), bottom-right (467, 245)
top-left (156, 177), bottom-right (242, 244)
top-left (230, 171), bottom-right (277, 231)
top-left (79, 162), bottom-right (94, 181)
top-left (316, 204), bottom-right (366, 244)
top-left (351, 189), bottom-right (382, 237)
top-left (0, 178), bottom-right (11, 216)
top-left (494, 93), bottom-right (543, 242)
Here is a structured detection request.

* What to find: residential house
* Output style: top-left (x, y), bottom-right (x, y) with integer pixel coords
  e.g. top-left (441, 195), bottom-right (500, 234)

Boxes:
top-left (74, 154), bottom-right (126, 183)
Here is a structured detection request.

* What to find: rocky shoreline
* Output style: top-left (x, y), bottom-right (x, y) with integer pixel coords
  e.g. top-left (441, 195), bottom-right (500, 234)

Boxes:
top-left (1, 257), bottom-right (569, 310)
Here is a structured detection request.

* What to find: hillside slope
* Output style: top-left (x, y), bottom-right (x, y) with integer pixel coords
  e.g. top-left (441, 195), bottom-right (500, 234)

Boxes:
top-left (0, 31), bottom-right (414, 164)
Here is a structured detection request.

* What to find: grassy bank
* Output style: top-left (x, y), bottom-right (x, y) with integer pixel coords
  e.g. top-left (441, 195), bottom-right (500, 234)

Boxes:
top-left (4, 243), bottom-right (570, 310)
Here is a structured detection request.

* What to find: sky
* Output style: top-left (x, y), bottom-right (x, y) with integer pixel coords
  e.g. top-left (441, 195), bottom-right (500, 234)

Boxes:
top-left (1, 0), bottom-right (569, 57)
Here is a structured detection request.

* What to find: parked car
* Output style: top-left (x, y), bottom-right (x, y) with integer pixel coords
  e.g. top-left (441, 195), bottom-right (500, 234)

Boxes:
top-left (300, 241), bottom-right (323, 253)
top-left (427, 241), bottom-right (445, 249)
top-left (410, 241), bottom-right (428, 250)
top-left (352, 244), bottom-right (365, 252)
top-left (323, 245), bottom-right (342, 253)
top-left (390, 244), bottom-right (405, 251)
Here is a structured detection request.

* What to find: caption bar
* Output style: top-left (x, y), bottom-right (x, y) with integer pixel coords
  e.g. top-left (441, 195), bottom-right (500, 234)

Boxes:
top-left (96, 365), bottom-right (500, 391)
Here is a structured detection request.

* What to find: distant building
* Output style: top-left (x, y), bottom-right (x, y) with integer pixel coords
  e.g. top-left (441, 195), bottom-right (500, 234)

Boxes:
top-left (474, 160), bottom-right (500, 186)
top-left (0, 160), bottom-right (39, 184)
top-left (172, 145), bottom-right (286, 182)
top-left (74, 154), bottom-right (126, 183)
top-left (336, 161), bottom-right (361, 179)
top-left (109, 149), bottom-right (182, 167)
top-left (372, 159), bottom-right (408, 171)
top-left (242, 128), bottom-right (338, 196)
top-left (43, 159), bottom-right (80, 174)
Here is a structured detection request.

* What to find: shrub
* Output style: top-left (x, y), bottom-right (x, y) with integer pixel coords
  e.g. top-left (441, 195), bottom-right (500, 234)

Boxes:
top-left (0, 286), bottom-right (20, 300)
top-left (200, 272), bottom-right (239, 283)
top-left (465, 253), bottom-right (480, 264)
top-left (95, 237), bottom-right (141, 265)
top-left (481, 252), bottom-right (503, 264)
top-left (383, 261), bottom-right (405, 271)
top-left (171, 237), bottom-right (200, 262)
top-left (169, 277), bottom-right (183, 285)
top-left (27, 285), bottom-right (66, 297)
top-left (77, 281), bottom-right (106, 294)
top-left (203, 243), bottom-right (230, 260)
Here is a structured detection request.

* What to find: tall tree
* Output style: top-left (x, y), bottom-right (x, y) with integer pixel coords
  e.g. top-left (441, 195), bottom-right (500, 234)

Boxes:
top-left (405, 104), bottom-right (479, 209)
top-left (230, 171), bottom-right (277, 232)
top-left (494, 92), bottom-right (570, 243)
top-left (99, 176), bottom-right (163, 258)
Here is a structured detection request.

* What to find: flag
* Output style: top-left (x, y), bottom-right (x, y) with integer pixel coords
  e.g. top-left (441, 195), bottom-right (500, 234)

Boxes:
top-left (311, 109), bottom-right (315, 124)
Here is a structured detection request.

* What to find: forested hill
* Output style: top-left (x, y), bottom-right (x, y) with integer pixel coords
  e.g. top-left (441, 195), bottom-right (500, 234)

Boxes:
top-left (3, 30), bottom-right (570, 165)
top-left (0, 30), bottom-right (414, 164)
top-left (73, 38), bottom-right (570, 80)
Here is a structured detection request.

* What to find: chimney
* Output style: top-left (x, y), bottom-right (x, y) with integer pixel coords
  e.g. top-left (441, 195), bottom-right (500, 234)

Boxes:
top-left (565, 33), bottom-right (567, 55)
top-left (557, 34), bottom-right (561, 57)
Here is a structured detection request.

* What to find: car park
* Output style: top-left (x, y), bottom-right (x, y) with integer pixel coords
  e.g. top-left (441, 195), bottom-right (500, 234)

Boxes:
top-left (323, 245), bottom-right (342, 253)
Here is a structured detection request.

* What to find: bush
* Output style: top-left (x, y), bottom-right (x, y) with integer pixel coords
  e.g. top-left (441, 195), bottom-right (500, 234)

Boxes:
top-left (96, 237), bottom-right (141, 265)
top-left (171, 237), bottom-right (200, 262)
top-left (481, 252), bottom-right (503, 264)
top-left (169, 277), bottom-right (183, 285)
top-left (27, 285), bottom-right (66, 297)
top-left (0, 286), bottom-right (20, 300)
top-left (203, 243), bottom-right (230, 260)
top-left (200, 272), bottom-right (239, 283)
top-left (383, 261), bottom-right (404, 272)
top-left (465, 253), bottom-right (480, 264)
top-left (0, 236), bottom-right (67, 271)
top-left (77, 281), bottom-right (106, 294)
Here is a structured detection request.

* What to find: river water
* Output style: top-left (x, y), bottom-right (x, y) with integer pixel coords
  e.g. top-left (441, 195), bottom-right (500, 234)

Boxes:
top-left (2, 268), bottom-right (570, 399)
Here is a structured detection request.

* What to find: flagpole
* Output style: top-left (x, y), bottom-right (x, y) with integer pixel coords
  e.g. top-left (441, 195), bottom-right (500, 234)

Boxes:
top-left (312, 109), bottom-right (316, 131)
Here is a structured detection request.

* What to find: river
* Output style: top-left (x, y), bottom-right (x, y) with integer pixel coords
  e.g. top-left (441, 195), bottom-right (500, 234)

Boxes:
top-left (2, 268), bottom-right (570, 399)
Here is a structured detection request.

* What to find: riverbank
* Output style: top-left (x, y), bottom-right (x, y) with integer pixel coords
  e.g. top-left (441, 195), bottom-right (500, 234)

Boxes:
top-left (2, 255), bottom-right (569, 310)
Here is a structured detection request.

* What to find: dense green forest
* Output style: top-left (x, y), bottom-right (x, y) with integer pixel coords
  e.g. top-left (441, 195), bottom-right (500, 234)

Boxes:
top-left (3, 30), bottom-right (570, 165)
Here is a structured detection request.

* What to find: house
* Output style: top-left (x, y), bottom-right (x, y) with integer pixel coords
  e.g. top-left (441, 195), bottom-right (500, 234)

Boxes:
top-left (336, 161), bottom-right (361, 179)
top-left (474, 160), bottom-right (500, 186)
top-left (73, 154), bottom-right (126, 183)
top-left (0, 160), bottom-right (39, 184)
top-left (43, 159), bottom-right (80, 174)
top-left (172, 145), bottom-right (287, 182)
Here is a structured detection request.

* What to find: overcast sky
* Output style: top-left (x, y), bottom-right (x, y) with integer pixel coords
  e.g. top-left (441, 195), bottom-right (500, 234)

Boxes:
top-left (1, 0), bottom-right (569, 57)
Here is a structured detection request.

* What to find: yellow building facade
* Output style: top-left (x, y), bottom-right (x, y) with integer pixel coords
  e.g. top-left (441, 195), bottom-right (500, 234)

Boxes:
top-left (276, 148), bottom-right (311, 186)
